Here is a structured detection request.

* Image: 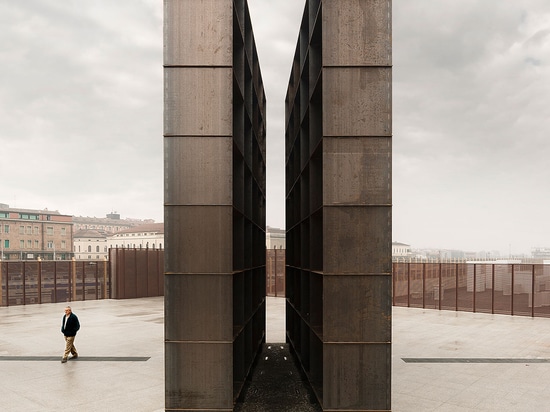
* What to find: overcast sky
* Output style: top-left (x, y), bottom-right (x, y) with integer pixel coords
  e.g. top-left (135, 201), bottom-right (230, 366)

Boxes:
top-left (1, 1), bottom-right (549, 255)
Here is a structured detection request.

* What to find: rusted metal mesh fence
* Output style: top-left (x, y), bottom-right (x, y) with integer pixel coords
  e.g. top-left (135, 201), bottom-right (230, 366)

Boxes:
top-left (266, 249), bottom-right (285, 297)
top-left (0, 248), bottom-right (164, 306)
top-left (393, 262), bottom-right (550, 317)
top-left (0, 259), bottom-right (110, 306)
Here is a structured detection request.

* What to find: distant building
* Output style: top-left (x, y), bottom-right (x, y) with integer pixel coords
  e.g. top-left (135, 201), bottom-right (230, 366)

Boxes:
top-left (72, 212), bottom-right (155, 234)
top-left (392, 242), bottom-right (411, 258)
top-left (107, 223), bottom-right (164, 250)
top-left (532, 247), bottom-right (550, 260)
top-left (266, 226), bottom-right (285, 249)
top-left (73, 229), bottom-right (108, 260)
top-left (0, 203), bottom-right (73, 260)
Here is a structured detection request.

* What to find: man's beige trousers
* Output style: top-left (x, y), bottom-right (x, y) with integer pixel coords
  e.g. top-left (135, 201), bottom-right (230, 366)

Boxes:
top-left (63, 336), bottom-right (77, 359)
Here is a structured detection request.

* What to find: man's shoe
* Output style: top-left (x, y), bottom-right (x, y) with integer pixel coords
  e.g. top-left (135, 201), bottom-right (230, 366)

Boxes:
top-left (61, 358), bottom-right (67, 363)
top-left (71, 354), bottom-right (78, 359)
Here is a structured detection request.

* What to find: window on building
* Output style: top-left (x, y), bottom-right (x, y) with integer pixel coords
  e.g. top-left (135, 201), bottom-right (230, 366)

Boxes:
top-left (88, 245), bottom-right (91, 252)
top-left (46, 227), bottom-right (54, 235)
top-left (104, 246), bottom-right (107, 252)
top-left (4, 239), bottom-right (9, 249)
top-left (47, 241), bottom-right (53, 249)
top-left (33, 226), bottom-right (39, 235)
top-left (20, 213), bottom-right (38, 220)
top-left (27, 240), bottom-right (32, 248)
top-left (20, 240), bottom-right (24, 249)
top-left (4, 224), bottom-right (9, 233)
top-left (35, 240), bottom-right (39, 249)
top-left (61, 241), bottom-right (66, 250)
top-left (61, 227), bottom-right (66, 236)
top-left (26, 226), bottom-right (32, 234)
top-left (19, 226), bottom-right (24, 234)
top-left (96, 245), bottom-right (99, 252)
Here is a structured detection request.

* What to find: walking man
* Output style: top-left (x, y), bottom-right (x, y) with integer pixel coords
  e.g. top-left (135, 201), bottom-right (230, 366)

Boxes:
top-left (61, 306), bottom-right (80, 363)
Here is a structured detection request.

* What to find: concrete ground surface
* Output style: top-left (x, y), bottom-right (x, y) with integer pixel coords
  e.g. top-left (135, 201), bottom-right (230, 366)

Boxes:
top-left (2, 297), bottom-right (550, 411)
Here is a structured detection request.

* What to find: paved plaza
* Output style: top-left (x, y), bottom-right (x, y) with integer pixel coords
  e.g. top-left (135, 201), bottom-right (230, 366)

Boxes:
top-left (2, 297), bottom-right (550, 411)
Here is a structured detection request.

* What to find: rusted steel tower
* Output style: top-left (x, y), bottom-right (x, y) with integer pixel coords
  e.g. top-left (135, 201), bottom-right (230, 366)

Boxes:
top-left (285, 0), bottom-right (392, 410)
top-left (164, 0), bottom-right (266, 410)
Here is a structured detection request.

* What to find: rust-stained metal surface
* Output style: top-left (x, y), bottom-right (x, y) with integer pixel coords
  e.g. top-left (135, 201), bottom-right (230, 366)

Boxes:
top-left (393, 262), bottom-right (550, 318)
top-left (164, 0), bottom-right (266, 410)
top-left (0, 259), bottom-right (111, 306)
top-left (266, 249), bottom-right (285, 297)
top-left (285, 0), bottom-right (392, 410)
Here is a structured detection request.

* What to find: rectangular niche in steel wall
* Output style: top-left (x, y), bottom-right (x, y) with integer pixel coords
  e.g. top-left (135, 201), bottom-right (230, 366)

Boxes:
top-left (285, 0), bottom-right (392, 411)
top-left (164, 0), bottom-right (266, 410)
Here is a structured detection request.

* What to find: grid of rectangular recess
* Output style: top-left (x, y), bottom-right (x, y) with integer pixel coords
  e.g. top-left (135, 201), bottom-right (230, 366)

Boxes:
top-left (285, 0), bottom-right (392, 410)
top-left (164, 0), bottom-right (266, 410)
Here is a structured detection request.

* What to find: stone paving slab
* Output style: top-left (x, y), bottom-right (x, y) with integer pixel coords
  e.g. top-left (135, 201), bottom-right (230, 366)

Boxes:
top-left (0, 356), bottom-right (150, 362)
top-left (3, 297), bottom-right (550, 411)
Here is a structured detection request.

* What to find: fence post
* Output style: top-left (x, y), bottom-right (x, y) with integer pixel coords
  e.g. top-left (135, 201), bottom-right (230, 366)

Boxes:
top-left (95, 259), bottom-right (99, 300)
top-left (103, 257), bottom-right (108, 299)
top-left (22, 261), bottom-right (26, 305)
top-left (71, 258), bottom-right (77, 301)
top-left (422, 262), bottom-right (426, 309)
top-left (6, 262), bottom-right (9, 307)
top-left (473, 263), bottom-right (476, 313)
top-left (392, 262), bottom-right (396, 306)
top-left (511, 264), bottom-right (515, 316)
top-left (455, 263), bottom-right (459, 312)
top-left (274, 248), bottom-right (278, 297)
top-left (532, 265), bottom-right (536, 317)
top-left (82, 261), bottom-right (86, 301)
top-left (438, 262), bottom-right (442, 310)
top-left (407, 263), bottom-right (410, 307)
top-left (491, 264), bottom-right (495, 314)
top-left (37, 257), bottom-right (42, 304)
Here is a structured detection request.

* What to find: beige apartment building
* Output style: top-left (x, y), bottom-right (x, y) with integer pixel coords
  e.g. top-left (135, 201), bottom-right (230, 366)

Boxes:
top-left (73, 229), bottom-right (108, 260)
top-left (107, 223), bottom-right (164, 250)
top-left (0, 203), bottom-right (73, 260)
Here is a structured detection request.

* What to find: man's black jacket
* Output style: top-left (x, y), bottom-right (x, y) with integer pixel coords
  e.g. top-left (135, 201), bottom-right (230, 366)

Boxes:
top-left (61, 313), bottom-right (80, 337)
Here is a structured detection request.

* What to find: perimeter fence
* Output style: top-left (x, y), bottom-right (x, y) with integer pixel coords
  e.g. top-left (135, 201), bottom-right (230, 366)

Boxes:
top-left (0, 248), bottom-right (164, 307)
top-left (0, 259), bottom-right (109, 306)
top-left (393, 262), bottom-right (550, 317)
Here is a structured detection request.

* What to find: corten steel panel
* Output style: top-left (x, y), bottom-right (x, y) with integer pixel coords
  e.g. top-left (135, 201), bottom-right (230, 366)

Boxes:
top-left (164, 136), bottom-right (233, 205)
top-left (165, 341), bottom-right (233, 411)
top-left (165, 0), bottom-right (265, 409)
top-left (323, 275), bottom-right (391, 342)
top-left (323, 67), bottom-right (391, 137)
top-left (164, 0), bottom-right (233, 67)
top-left (323, 137), bottom-right (391, 205)
top-left (146, 250), bottom-right (162, 297)
top-left (322, 0), bottom-right (392, 67)
top-left (136, 251), bottom-right (148, 298)
top-left (165, 274), bottom-right (232, 341)
top-left (164, 67), bottom-right (233, 137)
top-left (165, 205), bottom-right (233, 274)
top-left (123, 250), bottom-right (137, 299)
top-left (323, 343), bottom-right (391, 411)
top-left (323, 206), bottom-right (391, 275)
